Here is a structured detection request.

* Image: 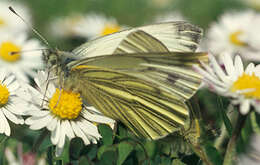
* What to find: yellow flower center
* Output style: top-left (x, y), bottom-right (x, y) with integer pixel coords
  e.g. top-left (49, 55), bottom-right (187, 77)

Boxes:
top-left (229, 30), bottom-right (246, 46)
top-left (0, 18), bottom-right (5, 27)
top-left (101, 24), bottom-right (120, 36)
top-left (49, 88), bottom-right (83, 119)
top-left (0, 41), bottom-right (21, 62)
top-left (0, 83), bottom-right (9, 107)
top-left (231, 73), bottom-right (260, 99)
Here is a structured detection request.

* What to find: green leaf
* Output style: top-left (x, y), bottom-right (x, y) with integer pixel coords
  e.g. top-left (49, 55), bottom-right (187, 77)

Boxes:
top-left (117, 142), bottom-right (134, 165)
top-left (250, 111), bottom-right (260, 133)
top-left (160, 156), bottom-right (171, 165)
top-left (172, 159), bottom-right (187, 165)
top-left (98, 124), bottom-right (113, 145)
top-left (118, 124), bottom-right (128, 138)
top-left (205, 144), bottom-right (223, 165)
top-left (70, 138), bottom-right (84, 160)
top-left (99, 150), bottom-right (117, 165)
top-left (97, 145), bottom-right (110, 160)
top-left (144, 140), bottom-right (157, 158)
top-left (81, 144), bottom-right (98, 160)
top-left (38, 135), bottom-right (53, 152)
top-left (218, 97), bottom-right (233, 137)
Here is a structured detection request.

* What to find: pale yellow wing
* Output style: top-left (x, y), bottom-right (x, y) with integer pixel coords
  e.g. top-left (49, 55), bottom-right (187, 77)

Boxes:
top-left (72, 22), bottom-right (202, 58)
top-left (66, 65), bottom-right (189, 139)
top-left (68, 30), bottom-right (208, 100)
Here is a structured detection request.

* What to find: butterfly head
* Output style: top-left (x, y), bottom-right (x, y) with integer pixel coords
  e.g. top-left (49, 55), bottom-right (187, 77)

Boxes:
top-left (42, 49), bottom-right (60, 70)
top-left (43, 49), bottom-right (78, 72)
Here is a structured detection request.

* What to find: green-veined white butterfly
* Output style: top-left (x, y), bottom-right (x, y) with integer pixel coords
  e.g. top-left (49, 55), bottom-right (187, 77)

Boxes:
top-left (43, 22), bottom-right (208, 140)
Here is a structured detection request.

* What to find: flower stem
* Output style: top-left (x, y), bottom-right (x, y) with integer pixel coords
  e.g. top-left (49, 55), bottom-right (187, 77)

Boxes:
top-left (214, 105), bottom-right (238, 151)
top-left (223, 113), bottom-right (247, 165)
top-left (191, 144), bottom-right (214, 165)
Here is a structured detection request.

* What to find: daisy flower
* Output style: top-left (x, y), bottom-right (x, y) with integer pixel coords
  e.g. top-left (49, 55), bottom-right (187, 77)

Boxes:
top-left (194, 53), bottom-right (260, 114)
top-left (206, 10), bottom-right (260, 61)
top-left (49, 14), bottom-right (86, 38)
top-left (25, 71), bottom-right (115, 156)
top-left (0, 33), bottom-right (43, 82)
top-left (0, 69), bottom-right (30, 136)
top-left (0, 1), bottom-right (31, 34)
top-left (73, 13), bottom-right (122, 39)
top-left (50, 13), bottom-right (123, 39)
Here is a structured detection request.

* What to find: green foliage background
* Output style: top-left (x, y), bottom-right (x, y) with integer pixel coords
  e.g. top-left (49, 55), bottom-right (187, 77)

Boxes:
top-left (2, 0), bottom-right (259, 165)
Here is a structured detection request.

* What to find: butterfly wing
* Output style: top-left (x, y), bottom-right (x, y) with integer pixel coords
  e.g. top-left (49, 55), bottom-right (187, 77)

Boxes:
top-left (68, 30), bottom-right (208, 100)
top-left (72, 22), bottom-right (202, 58)
top-left (63, 22), bottom-right (206, 140)
top-left (66, 65), bottom-right (190, 139)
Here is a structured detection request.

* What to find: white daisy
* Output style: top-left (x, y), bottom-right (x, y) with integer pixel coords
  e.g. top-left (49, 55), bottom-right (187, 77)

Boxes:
top-left (73, 13), bottom-right (122, 39)
top-left (206, 10), bottom-right (260, 61)
top-left (25, 71), bottom-right (115, 156)
top-left (50, 13), bottom-right (123, 39)
top-left (0, 1), bottom-right (31, 34)
top-left (0, 33), bottom-right (43, 82)
top-left (49, 14), bottom-right (86, 38)
top-left (193, 53), bottom-right (260, 114)
top-left (0, 69), bottom-right (30, 136)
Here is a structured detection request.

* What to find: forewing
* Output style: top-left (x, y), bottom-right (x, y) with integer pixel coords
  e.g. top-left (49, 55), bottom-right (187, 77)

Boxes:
top-left (68, 65), bottom-right (190, 139)
top-left (72, 22), bottom-right (202, 58)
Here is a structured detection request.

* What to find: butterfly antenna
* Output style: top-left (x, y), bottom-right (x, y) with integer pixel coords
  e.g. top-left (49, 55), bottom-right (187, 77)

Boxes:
top-left (9, 6), bottom-right (52, 49)
top-left (9, 48), bottom-right (50, 55)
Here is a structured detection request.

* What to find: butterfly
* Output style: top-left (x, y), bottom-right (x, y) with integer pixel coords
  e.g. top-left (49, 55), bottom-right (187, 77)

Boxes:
top-left (43, 22), bottom-right (208, 140)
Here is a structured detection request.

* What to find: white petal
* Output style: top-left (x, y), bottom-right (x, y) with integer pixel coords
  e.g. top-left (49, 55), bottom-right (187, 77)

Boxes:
top-left (3, 75), bottom-right (15, 87)
top-left (245, 63), bottom-right (255, 76)
top-left (47, 116), bottom-right (58, 131)
top-left (51, 120), bottom-right (60, 145)
top-left (240, 99), bottom-right (250, 115)
top-left (0, 69), bottom-right (7, 81)
top-left (0, 111), bottom-right (11, 136)
top-left (63, 120), bottom-right (75, 139)
top-left (255, 65), bottom-right (260, 78)
top-left (25, 116), bottom-right (42, 125)
top-left (7, 102), bottom-right (26, 115)
top-left (25, 110), bottom-right (50, 117)
top-left (210, 54), bottom-right (230, 84)
top-left (0, 111), bottom-right (6, 134)
top-left (82, 111), bottom-right (115, 124)
top-left (71, 121), bottom-right (90, 145)
top-left (200, 61), bottom-right (218, 79)
top-left (57, 122), bottom-right (66, 148)
top-left (78, 120), bottom-right (101, 138)
top-left (8, 82), bottom-right (20, 94)
top-left (221, 53), bottom-right (235, 79)
top-left (15, 115), bottom-right (24, 124)
top-left (2, 109), bottom-right (21, 124)
top-left (234, 55), bottom-right (244, 77)
top-left (29, 115), bottom-right (52, 130)
top-left (55, 147), bottom-right (64, 157)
